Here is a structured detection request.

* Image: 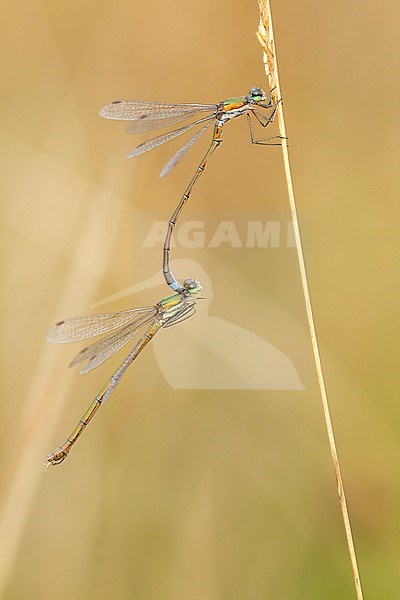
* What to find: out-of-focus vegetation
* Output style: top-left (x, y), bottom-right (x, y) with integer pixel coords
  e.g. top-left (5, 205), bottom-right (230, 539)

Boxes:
top-left (0, 1), bottom-right (398, 598)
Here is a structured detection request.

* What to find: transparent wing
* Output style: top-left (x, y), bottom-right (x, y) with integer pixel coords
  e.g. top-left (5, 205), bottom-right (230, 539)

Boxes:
top-left (125, 110), bottom-right (215, 134)
top-left (69, 313), bottom-right (156, 368)
top-left (160, 119), bottom-right (214, 178)
top-left (126, 116), bottom-right (214, 159)
top-left (70, 315), bottom-right (155, 374)
top-left (99, 100), bottom-right (216, 121)
top-left (47, 306), bottom-right (155, 343)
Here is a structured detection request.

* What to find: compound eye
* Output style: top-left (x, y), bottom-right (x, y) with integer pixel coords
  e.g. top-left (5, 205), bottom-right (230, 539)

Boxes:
top-left (249, 87), bottom-right (266, 103)
top-left (183, 279), bottom-right (195, 289)
top-left (183, 279), bottom-right (202, 294)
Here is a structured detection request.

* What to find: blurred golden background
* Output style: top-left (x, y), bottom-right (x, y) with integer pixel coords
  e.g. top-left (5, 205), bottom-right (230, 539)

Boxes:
top-left (0, 0), bottom-right (399, 598)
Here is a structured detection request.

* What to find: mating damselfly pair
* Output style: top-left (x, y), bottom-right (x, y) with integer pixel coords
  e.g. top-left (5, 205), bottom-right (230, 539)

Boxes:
top-left (100, 87), bottom-right (283, 292)
top-left (46, 87), bottom-right (281, 466)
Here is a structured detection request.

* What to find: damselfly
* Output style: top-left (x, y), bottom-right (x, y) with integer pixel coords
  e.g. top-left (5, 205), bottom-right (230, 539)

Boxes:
top-left (46, 279), bottom-right (202, 466)
top-left (100, 87), bottom-right (282, 293)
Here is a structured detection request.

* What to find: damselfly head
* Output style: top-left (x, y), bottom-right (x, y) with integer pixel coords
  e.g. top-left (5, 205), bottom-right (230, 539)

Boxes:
top-left (182, 279), bottom-right (202, 295)
top-left (248, 87), bottom-right (267, 104)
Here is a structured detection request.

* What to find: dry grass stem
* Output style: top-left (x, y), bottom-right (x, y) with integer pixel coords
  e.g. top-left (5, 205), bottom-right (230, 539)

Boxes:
top-left (256, 1), bottom-right (364, 598)
top-left (0, 166), bottom-right (130, 597)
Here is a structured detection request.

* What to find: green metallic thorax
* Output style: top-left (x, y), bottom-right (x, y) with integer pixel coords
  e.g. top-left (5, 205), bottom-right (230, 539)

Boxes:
top-left (159, 282), bottom-right (201, 316)
top-left (222, 96), bottom-right (248, 112)
top-left (159, 293), bottom-right (183, 312)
